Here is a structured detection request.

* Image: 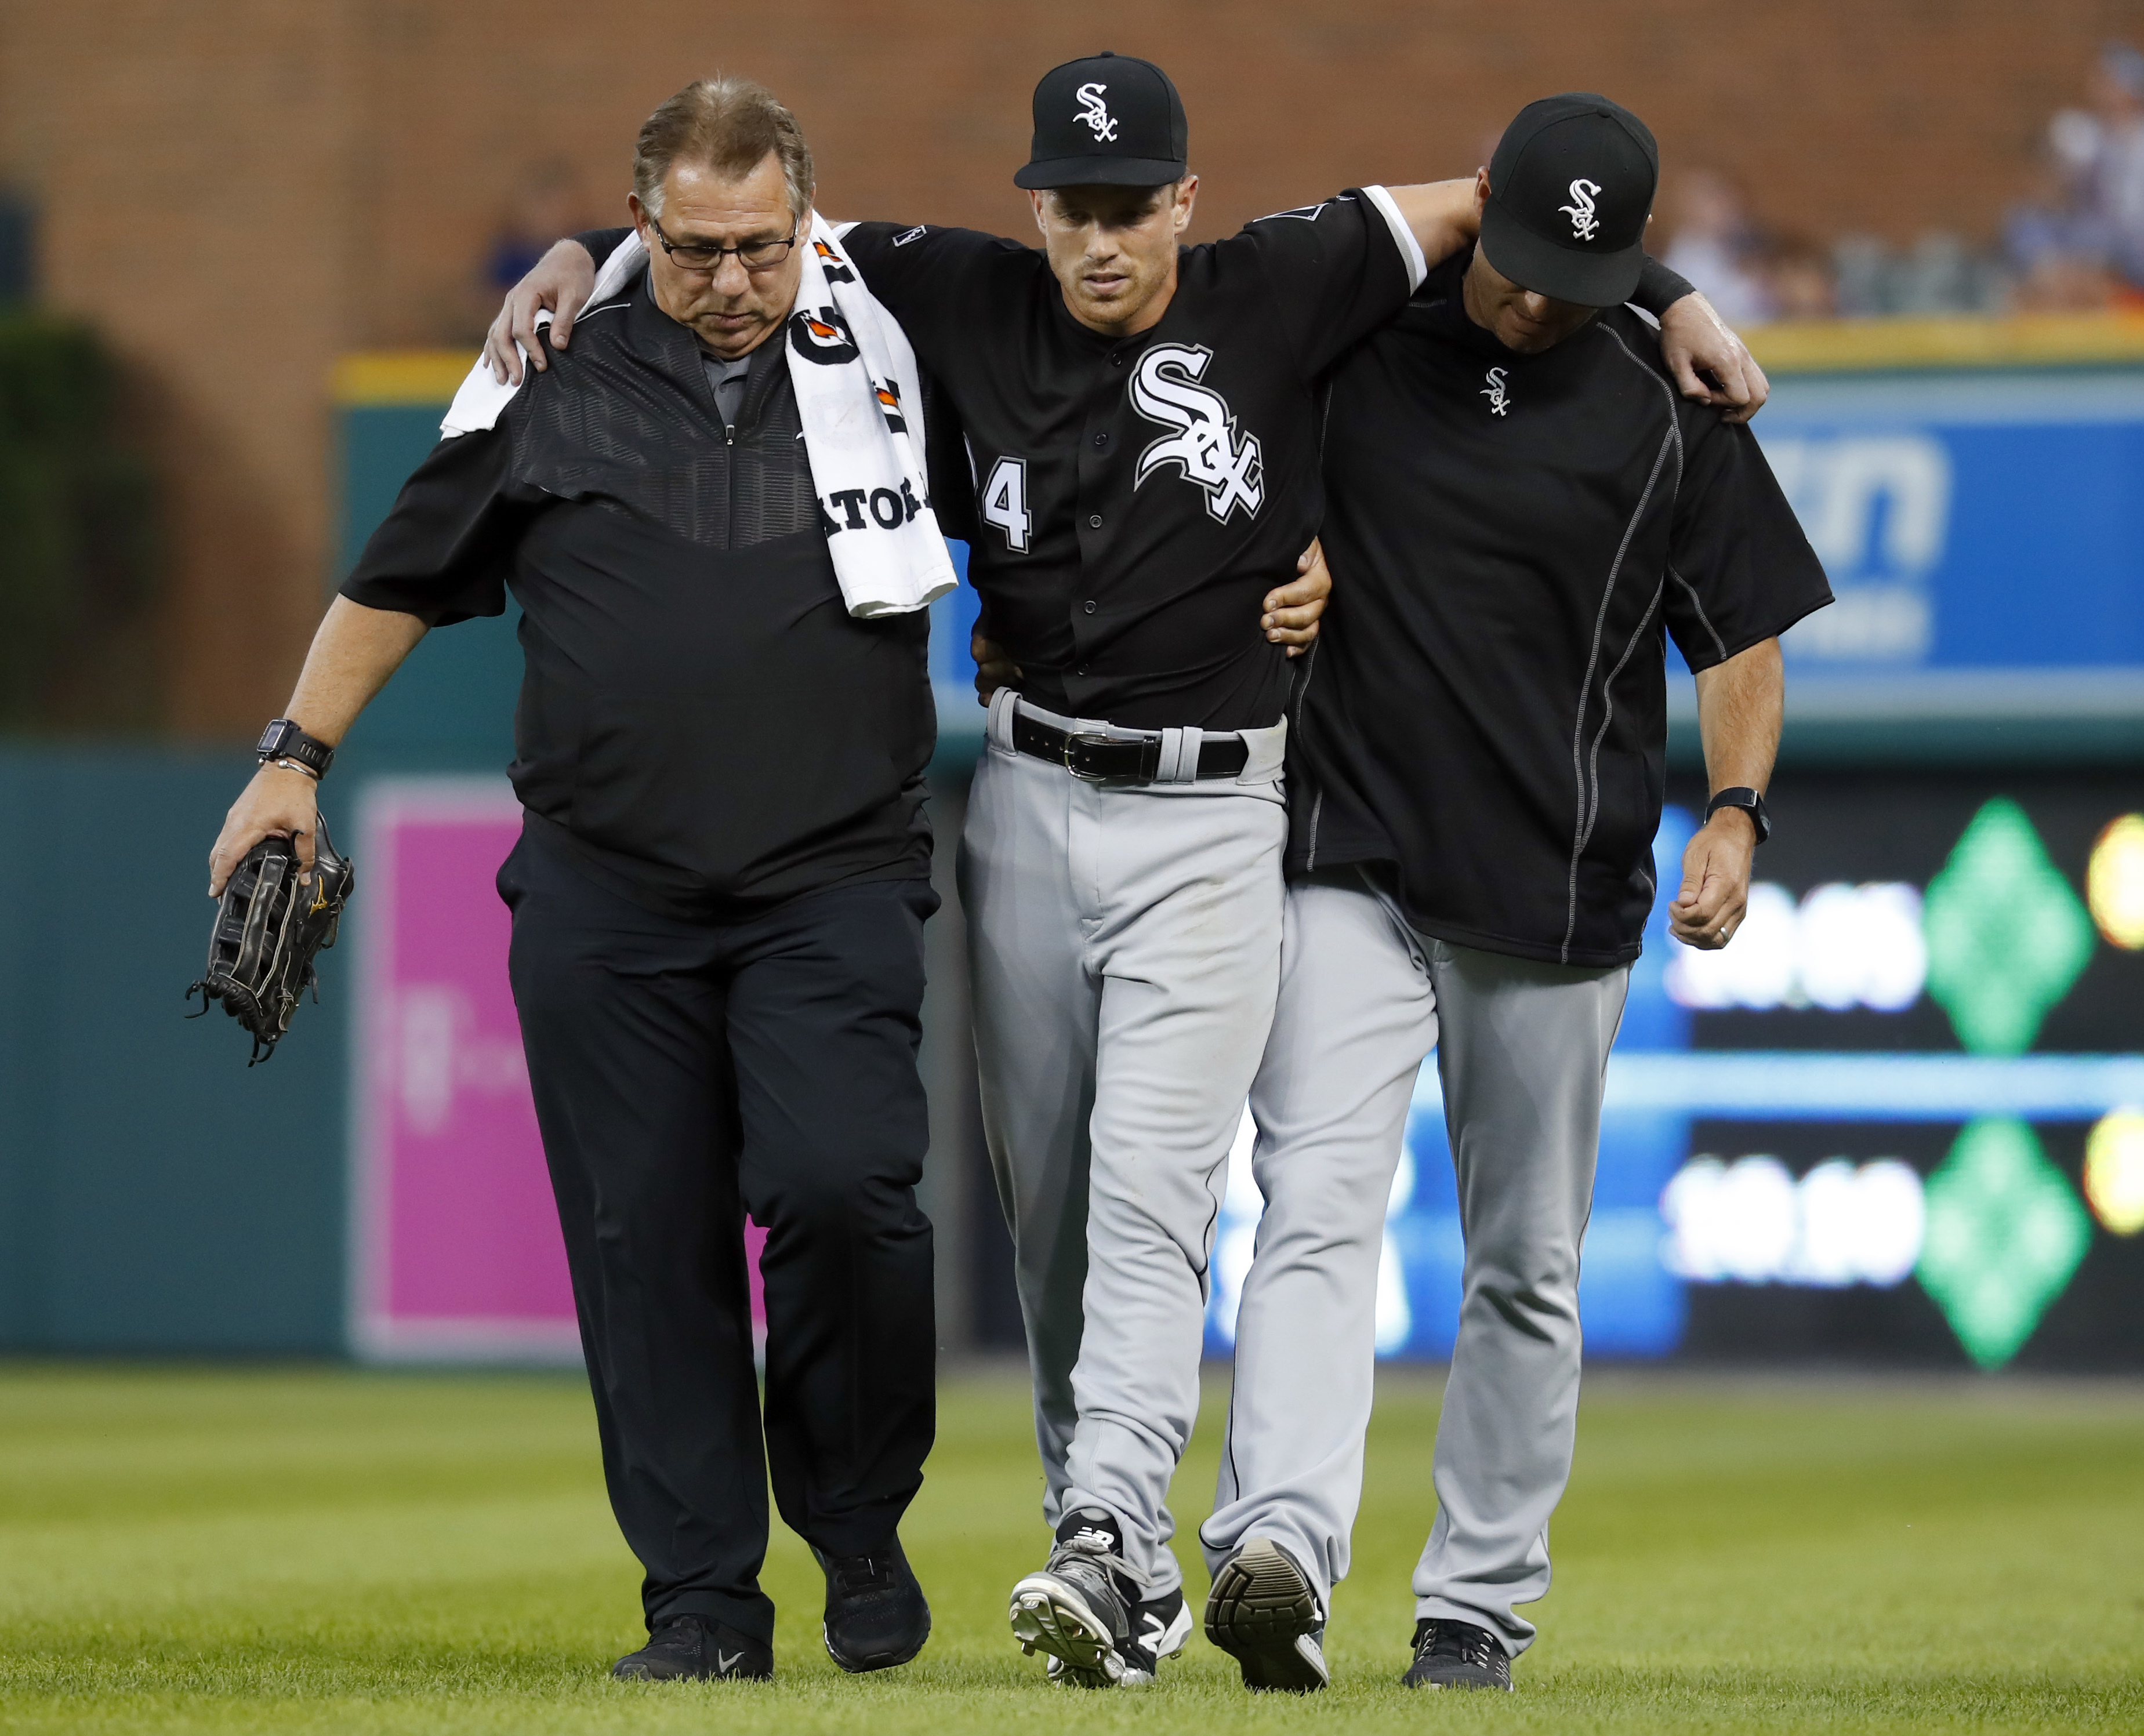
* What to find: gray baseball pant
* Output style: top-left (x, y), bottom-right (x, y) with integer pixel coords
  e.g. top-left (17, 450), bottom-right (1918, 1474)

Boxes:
top-left (1202, 869), bottom-right (1628, 1654)
top-left (959, 689), bottom-right (1288, 1595)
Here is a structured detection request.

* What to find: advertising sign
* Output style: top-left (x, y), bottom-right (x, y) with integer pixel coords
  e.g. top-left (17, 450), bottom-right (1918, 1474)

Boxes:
top-left (350, 778), bottom-right (768, 1361)
top-left (350, 779), bottom-right (575, 1360)
top-left (1754, 372), bottom-right (2144, 687)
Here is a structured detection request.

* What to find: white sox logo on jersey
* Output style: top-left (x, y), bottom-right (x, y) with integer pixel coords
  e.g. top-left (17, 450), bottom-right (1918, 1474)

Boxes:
top-left (1130, 344), bottom-right (1264, 523)
top-left (1560, 178), bottom-right (1603, 240)
top-left (1481, 366), bottom-right (1510, 416)
top-left (1075, 82), bottom-right (1118, 141)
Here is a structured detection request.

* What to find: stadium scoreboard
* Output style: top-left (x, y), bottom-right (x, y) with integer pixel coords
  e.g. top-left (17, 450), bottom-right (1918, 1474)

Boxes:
top-left (1207, 771), bottom-right (2144, 1371)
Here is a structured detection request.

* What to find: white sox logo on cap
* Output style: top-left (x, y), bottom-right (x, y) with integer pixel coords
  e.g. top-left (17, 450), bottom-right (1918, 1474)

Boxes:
top-left (1130, 343), bottom-right (1264, 522)
top-left (1560, 177), bottom-right (1603, 241)
top-left (1075, 82), bottom-right (1118, 141)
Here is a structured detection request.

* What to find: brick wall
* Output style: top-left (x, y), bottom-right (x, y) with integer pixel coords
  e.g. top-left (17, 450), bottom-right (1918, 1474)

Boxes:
top-left (3, 0), bottom-right (2141, 734)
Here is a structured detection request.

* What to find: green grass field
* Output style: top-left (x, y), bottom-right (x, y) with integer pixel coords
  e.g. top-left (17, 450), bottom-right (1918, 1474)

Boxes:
top-left (1, 1364), bottom-right (2139, 1734)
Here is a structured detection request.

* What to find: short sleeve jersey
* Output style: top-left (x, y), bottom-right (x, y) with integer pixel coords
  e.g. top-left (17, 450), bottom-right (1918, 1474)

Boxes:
top-left (340, 275), bottom-right (935, 917)
top-left (1291, 249), bottom-right (1833, 967)
top-left (837, 191), bottom-right (1424, 730)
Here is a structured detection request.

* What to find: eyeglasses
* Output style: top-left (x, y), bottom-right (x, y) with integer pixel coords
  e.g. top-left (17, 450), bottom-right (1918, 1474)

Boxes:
top-left (648, 217), bottom-right (800, 274)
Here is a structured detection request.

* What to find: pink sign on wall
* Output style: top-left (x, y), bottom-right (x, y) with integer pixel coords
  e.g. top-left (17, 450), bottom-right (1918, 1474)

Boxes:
top-left (351, 778), bottom-right (765, 1361)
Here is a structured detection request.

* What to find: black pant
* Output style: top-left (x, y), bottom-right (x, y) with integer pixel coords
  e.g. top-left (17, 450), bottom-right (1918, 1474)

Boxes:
top-left (498, 826), bottom-right (939, 1644)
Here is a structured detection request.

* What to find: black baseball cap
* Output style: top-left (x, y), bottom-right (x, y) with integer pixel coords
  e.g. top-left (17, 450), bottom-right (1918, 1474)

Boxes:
top-left (1479, 93), bottom-right (1659, 307)
top-left (1014, 52), bottom-right (1188, 190)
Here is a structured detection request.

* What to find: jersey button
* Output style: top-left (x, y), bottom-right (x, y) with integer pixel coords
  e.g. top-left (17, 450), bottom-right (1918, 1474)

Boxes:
top-left (1083, 599), bottom-right (1097, 613)
top-left (1087, 514), bottom-right (1103, 528)
top-left (1093, 431), bottom-right (1110, 449)
top-left (1109, 351), bottom-right (1126, 368)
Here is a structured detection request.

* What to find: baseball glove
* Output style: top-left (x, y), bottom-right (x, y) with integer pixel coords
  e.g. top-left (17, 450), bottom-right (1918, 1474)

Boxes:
top-left (187, 816), bottom-right (355, 1064)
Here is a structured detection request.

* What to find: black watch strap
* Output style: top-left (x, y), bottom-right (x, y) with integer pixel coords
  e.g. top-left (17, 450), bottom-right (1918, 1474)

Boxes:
top-left (256, 717), bottom-right (335, 780)
top-left (1704, 786), bottom-right (1770, 844)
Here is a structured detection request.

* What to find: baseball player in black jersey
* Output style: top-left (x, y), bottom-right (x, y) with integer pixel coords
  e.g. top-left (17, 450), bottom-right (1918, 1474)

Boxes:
top-left (488, 56), bottom-right (1768, 1693)
top-left (1210, 95), bottom-right (1833, 1692)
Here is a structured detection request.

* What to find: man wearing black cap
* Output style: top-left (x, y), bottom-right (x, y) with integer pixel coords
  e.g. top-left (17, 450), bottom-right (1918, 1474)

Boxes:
top-left (485, 59), bottom-right (1766, 1694)
top-left (1205, 95), bottom-right (1831, 1693)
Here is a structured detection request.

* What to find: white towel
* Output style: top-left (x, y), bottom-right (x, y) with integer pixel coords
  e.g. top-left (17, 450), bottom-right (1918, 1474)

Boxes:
top-left (442, 216), bottom-right (957, 619)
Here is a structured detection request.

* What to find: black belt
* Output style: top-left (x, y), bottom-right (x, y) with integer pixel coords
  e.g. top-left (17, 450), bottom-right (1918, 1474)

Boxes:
top-left (1011, 707), bottom-right (1249, 785)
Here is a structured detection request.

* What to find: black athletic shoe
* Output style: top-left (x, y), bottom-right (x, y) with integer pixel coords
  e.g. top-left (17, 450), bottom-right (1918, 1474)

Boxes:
top-left (1010, 1508), bottom-right (1136, 1686)
top-left (1203, 1537), bottom-right (1330, 1692)
top-left (815, 1537), bottom-right (932, 1672)
top-left (1402, 1617), bottom-right (1514, 1690)
top-left (610, 1614), bottom-right (772, 1681)
top-left (1045, 1584), bottom-right (1192, 1687)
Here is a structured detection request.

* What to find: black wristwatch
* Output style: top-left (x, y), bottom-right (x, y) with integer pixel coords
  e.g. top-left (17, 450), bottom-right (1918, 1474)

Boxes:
top-left (256, 717), bottom-right (336, 781)
top-left (1704, 786), bottom-right (1770, 844)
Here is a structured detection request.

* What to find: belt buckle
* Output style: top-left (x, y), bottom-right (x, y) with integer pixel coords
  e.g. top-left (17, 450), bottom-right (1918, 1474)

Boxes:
top-left (1062, 731), bottom-right (1120, 783)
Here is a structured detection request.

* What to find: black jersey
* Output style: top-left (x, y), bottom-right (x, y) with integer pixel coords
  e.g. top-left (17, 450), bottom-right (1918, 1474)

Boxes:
top-left (342, 273), bottom-right (935, 918)
top-left (837, 191), bottom-right (1424, 730)
top-left (1291, 250), bottom-right (1832, 968)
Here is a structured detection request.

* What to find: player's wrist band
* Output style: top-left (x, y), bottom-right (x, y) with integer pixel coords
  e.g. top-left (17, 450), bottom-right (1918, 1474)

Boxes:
top-left (1704, 786), bottom-right (1771, 844)
top-left (256, 718), bottom-right (335, 782)
top-left (267, 757), bottom-right (321, 782)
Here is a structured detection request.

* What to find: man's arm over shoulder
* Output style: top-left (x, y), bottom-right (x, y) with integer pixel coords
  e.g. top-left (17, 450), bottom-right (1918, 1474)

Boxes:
top-left (1637, 263), bottom-right (1771, 425)
top-left (482, 227), bottom-right (634, 383)
top-left (1239, 186), bottom-right (1445, 381)
top-left (574, 225), bottom-right (633, 262)
top-left (833, 221), bottom-right (1033, 347)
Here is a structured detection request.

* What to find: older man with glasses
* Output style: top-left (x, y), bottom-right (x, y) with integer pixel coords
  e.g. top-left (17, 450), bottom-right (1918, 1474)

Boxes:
top-left (212, 77), bottom-right (966, 1684)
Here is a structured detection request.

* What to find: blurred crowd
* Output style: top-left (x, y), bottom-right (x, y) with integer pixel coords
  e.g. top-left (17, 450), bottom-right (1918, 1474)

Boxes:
top-left (467, 46), bottom-right (2144, 333)
top-left (456, 161), bottom-right (604, 340)
top-left (1664, 42), bottom-right (2144, 322)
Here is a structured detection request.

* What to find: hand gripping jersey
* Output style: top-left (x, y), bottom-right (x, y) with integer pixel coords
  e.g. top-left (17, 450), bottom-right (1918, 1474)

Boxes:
top-left (837, 192), bottom-right (1425, 731)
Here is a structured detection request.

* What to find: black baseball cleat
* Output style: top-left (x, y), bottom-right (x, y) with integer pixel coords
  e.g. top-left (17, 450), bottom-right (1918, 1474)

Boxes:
top-left (815, 1537), bottom-right (932, 1672)
top-left (611, 1614), bottom-right (772, 1681)
top-left (1010, 1507), bottom-right (1136, 1686)
top-left (1402, 1617), bottom-right (1514, 1690)
top-left (1045, 1584), bottom-right (1192, 1687)
top-left (1203, 1536), bottom-right (1330, 1691)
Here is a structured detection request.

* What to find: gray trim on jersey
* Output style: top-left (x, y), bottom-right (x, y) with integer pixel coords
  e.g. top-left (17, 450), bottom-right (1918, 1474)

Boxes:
top-left (1580, 573), bottom-right (1667, 856)
top-left (1202, 871), bottom-right (1627, 1654)
top-left (1666, 561), bottom-right (1728, 663)
top-left (1561, 325), bottom-right (1686, 963)
top-left (962, 689), bottom-right (1288, 1595)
